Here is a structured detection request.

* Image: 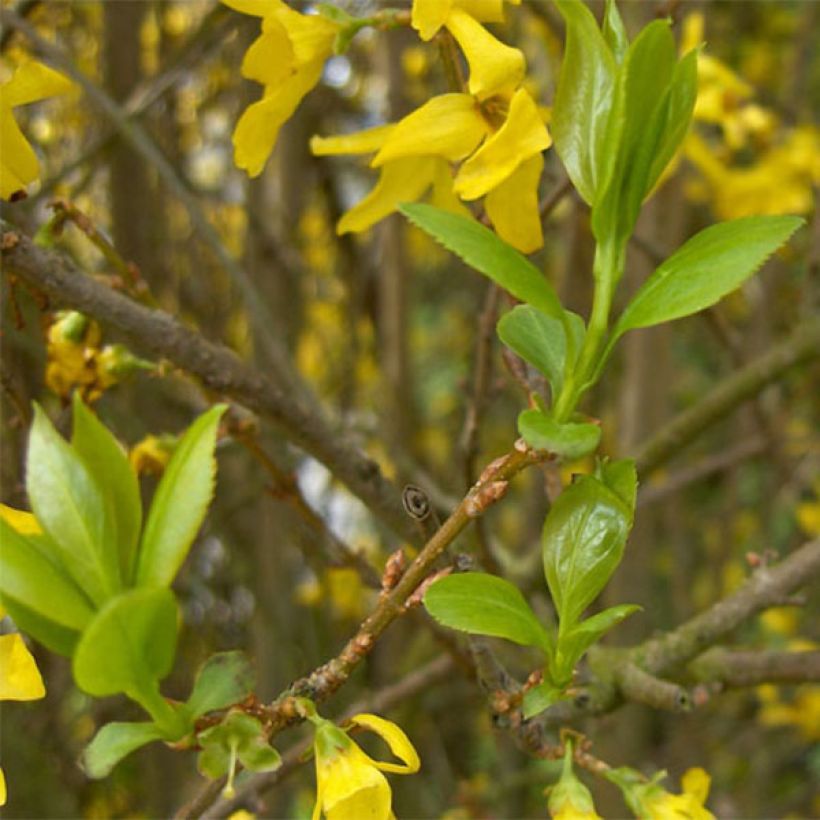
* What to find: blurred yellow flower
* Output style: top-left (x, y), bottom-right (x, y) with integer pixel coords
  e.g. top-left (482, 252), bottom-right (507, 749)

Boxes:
top-left (0, 58), bottom-right (72, 199)
top-left (0, 503), bottom-right (41, 536)
top-left (758, 684), bottom-right (820, 742)
top-left (129, 434), bottom-right (177, 476)
top-left (0, 630), bottom-right (46, 806)
top-left (609, 766), bottom-right (715, 820)
top-left (221, 0), bottom-right (339, 176)
top-left (311, 712), bottom-right (420, 820)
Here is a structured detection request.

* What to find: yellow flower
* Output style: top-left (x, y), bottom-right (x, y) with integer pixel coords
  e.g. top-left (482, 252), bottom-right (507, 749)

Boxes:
top-left (619, 768), bottom-right (715, 820)
top-left (546, 745), bottom-right (601, 820)
top-left (0, 503), bottom-right (41, 536)
top-left (312, 52), bottom-right (550, 251)
top-left (129, 434), bottom-right (177, 475)
top-left (222, 0), bottom-right (340, 176)
top-left (758, 684), bottom-right (820, 742)
top-left (0, 58), bottom-right (72, 200)
top-left (0, 630), bottom-right (46, 807)
top-left (311, 712), bottom-right (420, 820)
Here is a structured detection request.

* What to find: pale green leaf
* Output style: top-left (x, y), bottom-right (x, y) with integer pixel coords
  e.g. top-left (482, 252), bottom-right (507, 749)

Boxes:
top-left (518, 411), bottom-right (601, 459)
top-left (185, 651), bottom-right (255, 719)
top-left (82, 722), bottom-right (164, 779)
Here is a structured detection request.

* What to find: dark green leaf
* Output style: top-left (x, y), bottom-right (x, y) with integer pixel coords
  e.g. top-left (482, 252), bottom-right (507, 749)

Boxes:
top-left (522, 681), bottom-right (566, 720)
top-left (72, 394), bottom-right (142, 586)
top-left (82, 721), bottom-right (164, 779)
top-left (0, 517), bottom-right (94, 630)
top-left (518, 411), bottom-right (601, 459)
top-left (136, 405), bottom-right (226, 588)
top-left (497, 306), bottom-right (584, 396)
top-left (552, 0), bottom-right (616, 204)
top-left (0, 594), bottom-right (78, 657)
top-left (613, 216), bottom-right (804, 336)
top-left (185, 651), bottom-right (256, 720)
top-left (27, 405), bottom-right (120, 604)
top-left (424, 573), bottom-right (552, 652)
top-left (73, 587), bottom-right (178, 697)
top-left (400, 204), bottom-right (565, 321)
top-left (542, 476), bottom-right (632, 628)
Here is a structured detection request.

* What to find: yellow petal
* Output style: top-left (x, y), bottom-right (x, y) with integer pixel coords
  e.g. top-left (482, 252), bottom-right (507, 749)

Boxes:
top-left (311, 124), bottom-right (395, 156)
top-left (484, 153), bottom-right (544, 253)
top-left (337, 157), bottom-right (437, 234)
top-left (455, 88), bottom-right (550, 199)
top-left (681, 768), bottom-right (711, 804)
top-left (372, 94), bottom-right (490, 167)
top-left (233, 61), bottom-right (323, 176)
top-left (0, 766), bottom-right (6, 806)
top-left (350, 714), bottom-right (421, 775)
top-left (445, 8), bottom-right (524, 100)
top-left (241, 19), bottom-right (295, 86)
top-left (1, 60), bottom-right (72, 108)
top-left (429, 158), bottom-right (473, 218)
top-left (411, 0), bottom-right (453, 40)
top-left (0, 104), bottom-right (39, 199)
top-left (0, 633), bottom-right (46, 701)
top-left (272, 4), bottom-right (338, 66)
top-left (0, 504), bottom-right (42, 536)
top-left (317, 741), bottom-right (392, 820)
top-left (220, 0), bottom-right (285, 18)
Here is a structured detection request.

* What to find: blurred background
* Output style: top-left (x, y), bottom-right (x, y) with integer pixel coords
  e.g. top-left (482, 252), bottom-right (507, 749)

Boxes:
top-left (1, 1), bottom-right (818, 817)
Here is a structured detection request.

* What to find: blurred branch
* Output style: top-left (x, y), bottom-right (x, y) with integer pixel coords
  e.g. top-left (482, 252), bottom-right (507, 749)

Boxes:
top-left (688, 648), bottom-right (820, 688)
top-left (3, 10), bottom-right (301, 383)
top-left (634, 318), bottom-right (820, 474)
top-left (0, 221), bottom-right (420, 544)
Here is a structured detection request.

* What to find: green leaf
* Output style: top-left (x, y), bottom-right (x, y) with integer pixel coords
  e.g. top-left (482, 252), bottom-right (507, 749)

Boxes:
top-left (518, 410), bottom-right (601, 459)
top-left (522, 681), bottom-right (566, 720)
top-left (27, 405), bottom-right (120, 604)
top-left (497, 306), bottom-right (585, 396)
top-left (602, 0), bottom-right (628, 63)
top-left (185, 651), bottom-right (256, 720)
top-left (552, 0), bottom-right (616, 204)
top-left (82, 721), bottom-right (164, 779)
top-left (542, 476), bottom-right (632, 629)
top-left (0, 595), bottom-right (78, 657)
top-left (72, 394), bottom-right (142, 585)
top-left (136, 405), bottom-right (226, 588)
top-left (592, 20), bottom-right (677, 245)
top-left (613, 216), bottom-right (804, 336)
top-left (197, 712), bottom-right (281, 779)
top-left (557, 604), bottom-right (641, 682)
top-left (0, 517), bottom-right (94, 630)
top-left (400, 204), bottom-right (565, 321)
top-left (73, 587), bottom-right (178, 698)
top-left (424, 572), bottom-right (552, 652)
top-left (597, 459), bottom-right (637, 518)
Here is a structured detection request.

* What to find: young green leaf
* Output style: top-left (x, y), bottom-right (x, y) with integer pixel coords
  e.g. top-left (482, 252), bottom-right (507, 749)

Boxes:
top-left (613, 215), bottom-right (804, 336)
top-left (424, 573), bottom-right (552, 652)
top-left (522, 681), bottom-right (566, 720)
top-left (82, 722), bottom-right (165, 779)
top-left (185, 651), bottom-right (256, 720)
top-left (400, 203), bottom-right (565, 322)
top-left (556, 604), bottom-right (641, 682)
top-left (73, 587), bottom-right (178, 698)
top-left (197, 712), bottom-right (281, 779)
top-left (542, 476), bottom-right (632, 629)
top-left (552, 0), bottom-right (616, 204)
top-left (518, 410), bottom-right (601, 459)
top-left (597, 459), bottom-right (638, 518)
top-left (72, 394), bottom-right (142, 585)
top-left (27, 405), bottom-right (120, 605)
top-left (0, 517), bottom-right (94, 630)
top-left (592, 20), bottom-right (677, 245)
top-left (602, 0), bottom-right (628, 63)
top-left (497, 306), bottom-right (585, 396)
top-left (136, 404), bottom-right (226, 588)
top-left (0, 595), bottom-right (79, 657)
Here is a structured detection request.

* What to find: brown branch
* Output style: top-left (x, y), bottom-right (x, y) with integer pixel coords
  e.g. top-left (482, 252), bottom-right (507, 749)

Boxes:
top-left (633, 318), bottom-right (820, 475)
top-left (0, 221), bottom-right (420, 544)
top-left (689, 648), bottom-right (820, 688)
